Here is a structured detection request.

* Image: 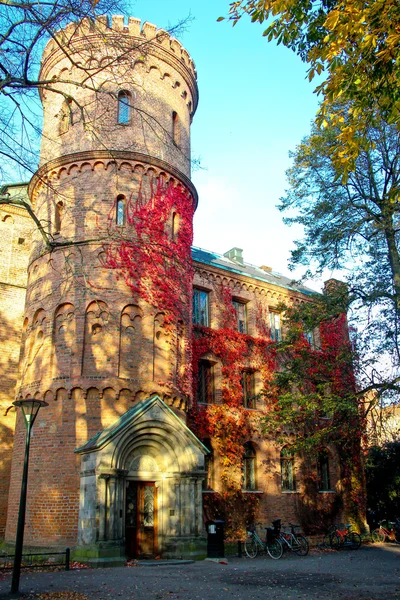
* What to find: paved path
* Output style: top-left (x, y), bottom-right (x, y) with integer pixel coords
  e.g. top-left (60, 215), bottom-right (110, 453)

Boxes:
top-left (0, 545), bottom-right (399, 600)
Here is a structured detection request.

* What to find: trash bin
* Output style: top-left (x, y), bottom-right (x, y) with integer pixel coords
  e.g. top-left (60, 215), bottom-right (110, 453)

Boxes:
top-left (206, 520), bottom-right (225, 558)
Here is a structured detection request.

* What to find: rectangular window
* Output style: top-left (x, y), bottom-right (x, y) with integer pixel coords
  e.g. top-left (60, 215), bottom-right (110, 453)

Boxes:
top-left (243, 443), bottom-right (256, 490)
top-left (232, 300), bottom-right (247, 333)
top-left (318, 452), bottom-right (331, 491)
top-left (193, 289), bottom-right (209, 326)
top-left (304, 330), bottom-right (314, 347)
top-left (281, 448), bottom-right (296, 491)
top-left (269, 312), bottom-right (281, 341)
top-left (197, 360), bottom-right (214, 404)
top-left (242, 370), bottom-right (256, 409)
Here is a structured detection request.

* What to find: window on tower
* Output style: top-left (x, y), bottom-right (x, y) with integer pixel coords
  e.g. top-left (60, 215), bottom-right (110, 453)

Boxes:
top-left (117, 91), bottom-right (131, 124)
top-left (172, 111), bottom-right (180, 146)
top-left (116, 195), bottom-right (126, 226)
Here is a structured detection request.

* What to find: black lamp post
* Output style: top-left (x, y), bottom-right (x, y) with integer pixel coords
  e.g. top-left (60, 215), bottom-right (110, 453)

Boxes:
top-left (11, 398), bottom-right (48, 595)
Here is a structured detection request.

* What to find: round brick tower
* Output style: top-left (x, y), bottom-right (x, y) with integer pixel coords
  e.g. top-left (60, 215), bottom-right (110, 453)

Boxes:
top-left (6, 16), bottom-right (206, 561)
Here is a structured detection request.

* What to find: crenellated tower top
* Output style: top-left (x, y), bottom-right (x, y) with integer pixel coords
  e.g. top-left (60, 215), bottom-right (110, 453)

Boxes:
top-left (38, 15), bottom-right (198, 178)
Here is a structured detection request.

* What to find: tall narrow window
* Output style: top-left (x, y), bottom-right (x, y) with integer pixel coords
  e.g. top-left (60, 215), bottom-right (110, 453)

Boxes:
top-left (242, 370), bottom-right (256, 409)
top-left (118, 91), bottom-right (130, 124)
top-left (171, 211), bottom-right (179, 241)
top-left (172, 111), bottom-right (180, 145)
top-left (54, 201), bottom-right (64, 234)
top-left (304, 330), bottom-right (314, 347)
top-left (59, 100), bottom-right (71, 134)
top-left (243, 442), bottom-right (256, 490)
top-left (318, 449), bottom-right (331, 491)
top-left (197, 360), bottom-right (214, 404)
top-left (116, 195), bottom-right (126, 226)
top-left (269, 311), bottom-right (281, 341)
top-left (193, 289), bottom-right (209, 326)
top-left (281, 446), bottom-right (296, 491)
top-left (232, 300), bottom-right (247, 333)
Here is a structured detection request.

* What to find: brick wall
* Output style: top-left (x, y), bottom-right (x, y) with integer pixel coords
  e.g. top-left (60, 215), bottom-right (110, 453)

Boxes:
top-left (0, 202), bottom-right (31, 537)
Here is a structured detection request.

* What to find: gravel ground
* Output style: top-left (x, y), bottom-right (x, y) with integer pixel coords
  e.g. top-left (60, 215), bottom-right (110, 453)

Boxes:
top-left (0, 544), bottom-right (399, 600)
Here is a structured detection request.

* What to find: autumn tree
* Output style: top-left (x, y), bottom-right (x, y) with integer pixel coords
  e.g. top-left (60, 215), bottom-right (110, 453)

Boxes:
top-left (222, 0), bottom-right (400, 178)
top-left (260, 286), bottom-right (367, 529)
top-left (278, 110), bottom-right (400, 403)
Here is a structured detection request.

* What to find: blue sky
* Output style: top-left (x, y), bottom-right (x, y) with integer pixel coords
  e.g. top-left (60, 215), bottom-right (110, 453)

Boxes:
top-left (129, 0), bottom-right (323, 286)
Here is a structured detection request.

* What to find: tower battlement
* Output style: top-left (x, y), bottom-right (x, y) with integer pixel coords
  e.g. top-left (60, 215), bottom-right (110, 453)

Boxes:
top-left (40, 15), bottom-right (197, 84)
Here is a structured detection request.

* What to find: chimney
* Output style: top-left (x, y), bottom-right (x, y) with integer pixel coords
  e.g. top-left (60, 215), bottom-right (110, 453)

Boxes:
top-left (223, 247), bottom-right (244, 265)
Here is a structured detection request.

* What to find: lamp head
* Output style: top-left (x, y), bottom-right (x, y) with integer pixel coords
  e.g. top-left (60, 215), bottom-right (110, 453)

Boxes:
top-left (13, 399), bottom-right (48, 428)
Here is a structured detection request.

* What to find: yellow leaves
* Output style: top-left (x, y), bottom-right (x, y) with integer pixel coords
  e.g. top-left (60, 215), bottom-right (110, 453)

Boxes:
top-left (324, 10), bottom-right (340, 31)
top-left (362, 34), bottom-right (377, 49)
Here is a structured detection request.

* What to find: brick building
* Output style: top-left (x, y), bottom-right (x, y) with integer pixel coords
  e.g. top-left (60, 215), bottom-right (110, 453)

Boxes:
top-left (0, 16), bottom-right (359, 563)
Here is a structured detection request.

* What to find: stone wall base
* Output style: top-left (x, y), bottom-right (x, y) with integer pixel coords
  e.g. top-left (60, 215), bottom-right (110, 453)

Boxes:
top-left (73, 541), bottom-right (126, 568)
top-left (161, 536), bottom-right (207, 560)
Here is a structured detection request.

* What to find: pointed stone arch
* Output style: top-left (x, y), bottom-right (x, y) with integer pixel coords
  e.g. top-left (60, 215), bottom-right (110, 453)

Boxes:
top-left (75, 395), bottom-right (208, 561)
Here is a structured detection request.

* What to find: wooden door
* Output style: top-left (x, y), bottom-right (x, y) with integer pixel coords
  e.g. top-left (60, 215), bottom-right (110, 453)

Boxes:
top-left (125, 482), bottom-right (157, 558)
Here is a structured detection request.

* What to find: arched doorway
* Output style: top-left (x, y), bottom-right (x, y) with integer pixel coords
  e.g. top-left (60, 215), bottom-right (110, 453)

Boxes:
top-left (75, 396), bottom-right (209, 562)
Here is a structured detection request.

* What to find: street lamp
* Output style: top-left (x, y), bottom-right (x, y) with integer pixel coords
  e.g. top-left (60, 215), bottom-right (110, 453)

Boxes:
top-left (11, 398), bottom-right (48, 595)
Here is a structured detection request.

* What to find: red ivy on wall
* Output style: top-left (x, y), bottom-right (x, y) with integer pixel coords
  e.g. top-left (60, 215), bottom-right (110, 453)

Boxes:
top-left (188, 284), bottom-right (278, 538)
top-left (103, 178), bottom-right (194, 325)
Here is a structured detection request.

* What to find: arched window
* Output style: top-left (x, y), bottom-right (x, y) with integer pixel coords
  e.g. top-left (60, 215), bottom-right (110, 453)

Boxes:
top-left (54, 201), bottom-right (64, 234)
top-left (59, 100), bottom-right (71, 134)
top-left (171, 211), bottom-right (179, 241)
top-left (281, 446), bottom-right (296, 491)
top-left (243, 442), bottom-right (257, 490)
top-left (116, 195), bottom-right (126, 226)
top-left (118, 91), bottom-right (131, 124)
top-left (172, 111), bottom-right (180, 145)
top-left (317, 449), bottom-right (331, 491)
top-left (203, 439), bottom-right (214, 490)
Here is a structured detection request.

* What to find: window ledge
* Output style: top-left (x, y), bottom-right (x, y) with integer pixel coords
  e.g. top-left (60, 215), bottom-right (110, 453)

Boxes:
top-left (281, 490), bottom-right (300, 494)
top-left (318, 490), bottom-right (335, 494)
top-left (202, 489), bottom-right (217, 493)
top-left (242, 490), bottom-right (263, 494)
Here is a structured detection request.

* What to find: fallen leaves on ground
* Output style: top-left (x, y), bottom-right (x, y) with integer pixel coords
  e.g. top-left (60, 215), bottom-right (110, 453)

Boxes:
top-left (22, 593), bottom-right (89, 600)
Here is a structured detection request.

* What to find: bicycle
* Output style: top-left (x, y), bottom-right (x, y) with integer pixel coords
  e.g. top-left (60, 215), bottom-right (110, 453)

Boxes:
top-left (323, 523), bottom-right (361, 550)
top-left (244, 524), bottom-right (283, 560)
top-left (371, 519), bottom-right (400, 544)
top-left (272, 519), bottom-right (309, 556)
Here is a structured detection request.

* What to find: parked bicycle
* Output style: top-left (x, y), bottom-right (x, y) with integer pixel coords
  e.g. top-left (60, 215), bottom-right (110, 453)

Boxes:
top-left (244, 523), bottom-right (283, 560)
top-left (323, 523), bottom-right (361, 550)
top-left (272, 519), bottom-right (309, 556)
top-left (371, 519), bottom-right (400, 544)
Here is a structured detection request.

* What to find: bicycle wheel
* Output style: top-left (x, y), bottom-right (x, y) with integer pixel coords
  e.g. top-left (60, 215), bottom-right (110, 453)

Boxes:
top-left (371, 528), bottom-right (385, 543)
top-left (347, 532), bottom-right (361, 549)
top-left (244, 535), bottom-right (259, 558)
top-left (330, 533), bottom-right (341, 550)
top-left (293, 535), bottom-right (309, 556)
top-left (266, 539), bottom-right (283, 560)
